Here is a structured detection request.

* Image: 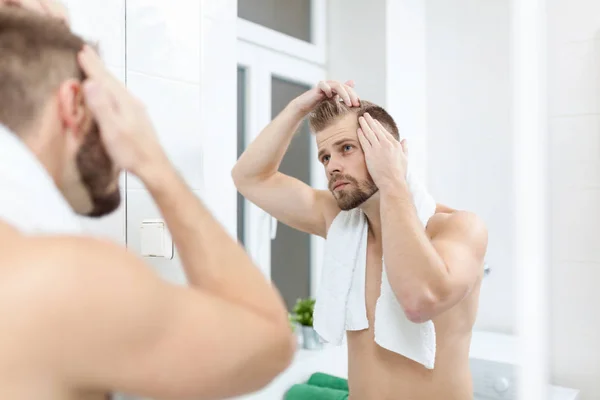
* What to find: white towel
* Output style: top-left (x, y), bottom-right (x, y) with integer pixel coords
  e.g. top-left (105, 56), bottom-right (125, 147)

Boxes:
top-left (0, 124), bottom-right (83, 234)
top-left (313, 164), bottom-right (438, 369)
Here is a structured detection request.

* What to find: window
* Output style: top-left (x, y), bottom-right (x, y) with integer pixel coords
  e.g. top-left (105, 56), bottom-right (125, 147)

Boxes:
top-left (236, 40), bottom-right (327, 308)
top-left (238, 0), bottom-right (312, 43)
top-left (237, 0), bottom-right (326, 65)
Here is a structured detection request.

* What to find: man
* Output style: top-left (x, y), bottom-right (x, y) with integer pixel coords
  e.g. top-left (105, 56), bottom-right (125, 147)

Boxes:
top-left (0, 0), bottom-right (68, 22)
top-left (0, 8), bottom-right (294, 400)
top-left (232, 80), bottom-right (488, 400)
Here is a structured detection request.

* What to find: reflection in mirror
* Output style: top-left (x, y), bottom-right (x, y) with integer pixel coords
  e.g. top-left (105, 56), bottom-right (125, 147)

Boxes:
top-left (232, 1), bottom-right (535, 400)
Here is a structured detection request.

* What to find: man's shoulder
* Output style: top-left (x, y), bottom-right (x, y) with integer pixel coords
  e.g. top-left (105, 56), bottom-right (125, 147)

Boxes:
top-left (427, 208), bottom-right (487, 245)
top-left (0, 234), bottom-right (127, 306)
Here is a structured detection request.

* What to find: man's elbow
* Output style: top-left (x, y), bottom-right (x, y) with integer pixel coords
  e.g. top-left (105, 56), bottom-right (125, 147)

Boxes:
top-left (270, 324), bottom-right (296, 371)
top-left (248, 325), bottom-right (296, 391)
top-left (395, 283), bottom-right (454, 324)
top-left (399, 293), bottom-right (438, 324)
top-left (231, 165), bottom-right (244, 188)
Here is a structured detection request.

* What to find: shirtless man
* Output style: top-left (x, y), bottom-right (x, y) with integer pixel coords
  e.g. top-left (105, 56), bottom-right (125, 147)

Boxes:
top-left (0, 8), bottom-right (293, 400)
top-left (232, 80), bottom-right (488, 400)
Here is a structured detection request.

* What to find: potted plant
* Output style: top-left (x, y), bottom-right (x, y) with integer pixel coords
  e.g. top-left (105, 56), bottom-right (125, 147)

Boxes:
top-left (290, 297), bottom-right (322, 350)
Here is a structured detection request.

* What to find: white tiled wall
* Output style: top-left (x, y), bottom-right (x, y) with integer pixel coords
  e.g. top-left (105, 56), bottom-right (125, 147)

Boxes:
top-left (65, 0), bottom-right (238, 287)
top-left (425, 0), bottom-right (514, 333)
top-left (123, 0), bottom-right (202, 284)
top-left (548, 0), bottom-right (600, 397)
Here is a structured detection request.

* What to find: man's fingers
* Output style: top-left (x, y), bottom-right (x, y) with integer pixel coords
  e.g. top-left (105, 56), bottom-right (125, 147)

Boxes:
top-left (374, 119), bottom-right (396, 143)
top-left (4, 0), bottom-right (45, 13)
top-left (40, 0), bottom-right (69, 24)
top-left (330, 82), bottom-right (352, 106)
top-left (363, 113), bottom-right (385, 142)
top-left (78, 46), bottom-right (109, 81)
top-left (359, 116), bottom-right (379, 145)
top-left (83, 81), bottom-right (119, 136)
top-left (79, 46), bottom-right (130, 107)
top-left (345, 84), bottom-right (360, 107)
top-left (357, 128), bottom-right (371, 151)
top-left (317, 81), bottom-right (333, 98)
top-left (401, 138), bottom-right (409, 155)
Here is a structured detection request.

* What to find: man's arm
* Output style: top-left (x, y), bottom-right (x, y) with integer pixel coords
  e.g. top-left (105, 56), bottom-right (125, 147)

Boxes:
top-left (144, 159), bottom-right (291, 323)
top-left (71, 47), bottom-right (294, 397)
top-left (380, 181), bottom-right (488, 323)
top-left (232, 102), bottom-right (333, 237)
top-left (355, 114), bottom-right (488, 323)
top-left (232, 80), bottom-right (357, 238)
top-left (17, 236), bottom-right (294, 400)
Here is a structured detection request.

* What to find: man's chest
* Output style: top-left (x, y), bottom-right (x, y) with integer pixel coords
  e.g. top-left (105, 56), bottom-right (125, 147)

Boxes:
top-left (364, 240), bottom-right (383, 322)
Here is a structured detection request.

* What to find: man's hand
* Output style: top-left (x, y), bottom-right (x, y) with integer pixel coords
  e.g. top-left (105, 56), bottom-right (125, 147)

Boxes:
top-left (357, 112), bottom-right (408, 190)
top-left (1, 0), bottom-right (69, 24)
top-left (290, 80), bottom-right (360, 115)
top-left (78, 45), bottom-right (169, 181)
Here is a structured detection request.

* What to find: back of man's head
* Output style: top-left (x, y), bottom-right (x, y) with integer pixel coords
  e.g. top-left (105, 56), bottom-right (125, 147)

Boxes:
top-left (0, 7), bottom-right (85, 135)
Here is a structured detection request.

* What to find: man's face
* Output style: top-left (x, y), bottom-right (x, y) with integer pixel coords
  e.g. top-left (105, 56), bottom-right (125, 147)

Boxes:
top-left (316, 114), bottom-right (378, 211)
top-left (74, 119), bottom-right (121, 217)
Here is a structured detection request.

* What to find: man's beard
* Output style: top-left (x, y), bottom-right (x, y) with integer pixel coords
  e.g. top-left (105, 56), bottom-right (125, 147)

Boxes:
top-left (75, 122), bottom-right (121, 218)
top-left (329, 173), bottom-right (378, 211)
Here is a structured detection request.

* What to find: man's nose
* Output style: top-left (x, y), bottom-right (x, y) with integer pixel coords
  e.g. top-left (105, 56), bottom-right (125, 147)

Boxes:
top-left (326, 156), bottom-right (344, 177)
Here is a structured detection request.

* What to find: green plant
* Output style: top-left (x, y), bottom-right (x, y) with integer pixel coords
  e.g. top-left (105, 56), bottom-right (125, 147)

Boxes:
top-left (288, 313), bottom-right (297, 332)
top-left (290, 297), bottom-right (316, 327)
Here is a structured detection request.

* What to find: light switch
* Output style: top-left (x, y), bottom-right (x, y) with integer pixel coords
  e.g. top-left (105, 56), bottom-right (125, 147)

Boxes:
top-left (140, 219), bottom-right (173, 259)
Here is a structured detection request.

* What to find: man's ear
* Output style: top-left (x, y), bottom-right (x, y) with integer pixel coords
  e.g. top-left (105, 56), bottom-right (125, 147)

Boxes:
top-left (56, 78), bottom-right (87, 141)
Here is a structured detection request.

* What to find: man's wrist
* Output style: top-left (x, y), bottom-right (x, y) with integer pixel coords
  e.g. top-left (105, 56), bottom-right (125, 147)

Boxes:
top-left (378, 174), bottom-right (409, 195)
top-left (135, 155), bottom-right (179, 195)
top-left (286, 99), bottom-right (310, 120)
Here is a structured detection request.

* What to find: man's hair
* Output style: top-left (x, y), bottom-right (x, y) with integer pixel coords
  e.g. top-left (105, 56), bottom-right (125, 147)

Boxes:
top-left (308, 98), bottom-right (400, 141)
top-left (0, 7), bottom-right (87, 134)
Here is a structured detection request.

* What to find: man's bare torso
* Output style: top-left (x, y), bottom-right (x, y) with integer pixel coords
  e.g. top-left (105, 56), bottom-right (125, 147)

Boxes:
top-left (331, 210), bottom-right (482, 400)
top-left (0, 223), bottom-right (110, 400)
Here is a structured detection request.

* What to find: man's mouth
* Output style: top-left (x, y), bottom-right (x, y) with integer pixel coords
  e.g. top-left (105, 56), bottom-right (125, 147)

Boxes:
top-left (332, 181), bottom-right (348, 191)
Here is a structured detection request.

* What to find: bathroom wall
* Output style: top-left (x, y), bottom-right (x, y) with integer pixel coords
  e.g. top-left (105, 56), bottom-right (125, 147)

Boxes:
top-left (65, 0), bottom-right (237, 286)
top-left (328, 0), bottom-right (429, 184)
top-left (425, 0), bottom-right (514, 333)
top-left (548, 0), bottom-right (600, 397)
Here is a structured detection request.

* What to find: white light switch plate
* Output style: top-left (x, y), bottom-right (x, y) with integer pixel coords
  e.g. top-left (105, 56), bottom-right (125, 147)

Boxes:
top-left (140, 219), bottom-right (173, 259)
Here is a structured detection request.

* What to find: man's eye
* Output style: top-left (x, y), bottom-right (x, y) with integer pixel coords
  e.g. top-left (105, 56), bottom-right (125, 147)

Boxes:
top-left (344, 145), bottom-right (353, 151)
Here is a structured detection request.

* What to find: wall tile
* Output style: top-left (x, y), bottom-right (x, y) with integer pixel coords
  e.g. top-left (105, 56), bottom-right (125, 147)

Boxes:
top-left (548, 0), bottom-right (600, 44)
top-left (549, 40), bottom-right (600, 117)
top-left (126, 189), bottom-right (186, 284)
top-left (63, 0), bottom-right (125, 69)
top-left (551, 189), bottom-right (600, 263)
top-left (125, 72), bottom-right (202, 191)
top-left (550, 115), bottom-right (600, 190)
top-left (126, 0), bottom-right (201, 83)
top-left (550, 261), bottom-right (600, 395)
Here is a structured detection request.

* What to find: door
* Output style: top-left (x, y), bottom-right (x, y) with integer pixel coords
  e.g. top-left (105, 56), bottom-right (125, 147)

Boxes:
top-left (237, 41), bottom-right (327, 310)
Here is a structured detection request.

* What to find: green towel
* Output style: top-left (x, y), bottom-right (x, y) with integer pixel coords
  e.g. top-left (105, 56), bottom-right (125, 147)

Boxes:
top-left (307, 372), bottom-right (349, 392)
top-left (285, 383), bottom-right (348, 400)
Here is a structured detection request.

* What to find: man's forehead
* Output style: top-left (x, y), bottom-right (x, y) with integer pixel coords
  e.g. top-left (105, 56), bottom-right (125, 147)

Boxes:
top-left (315, 115), bottom-right (359, 147)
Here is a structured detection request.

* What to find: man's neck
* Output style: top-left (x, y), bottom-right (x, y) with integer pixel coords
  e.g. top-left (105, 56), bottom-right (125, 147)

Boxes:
top-left (20, 123), bottom-right (63, 189)
top-left (360, 193), bottom-right (382, 241)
